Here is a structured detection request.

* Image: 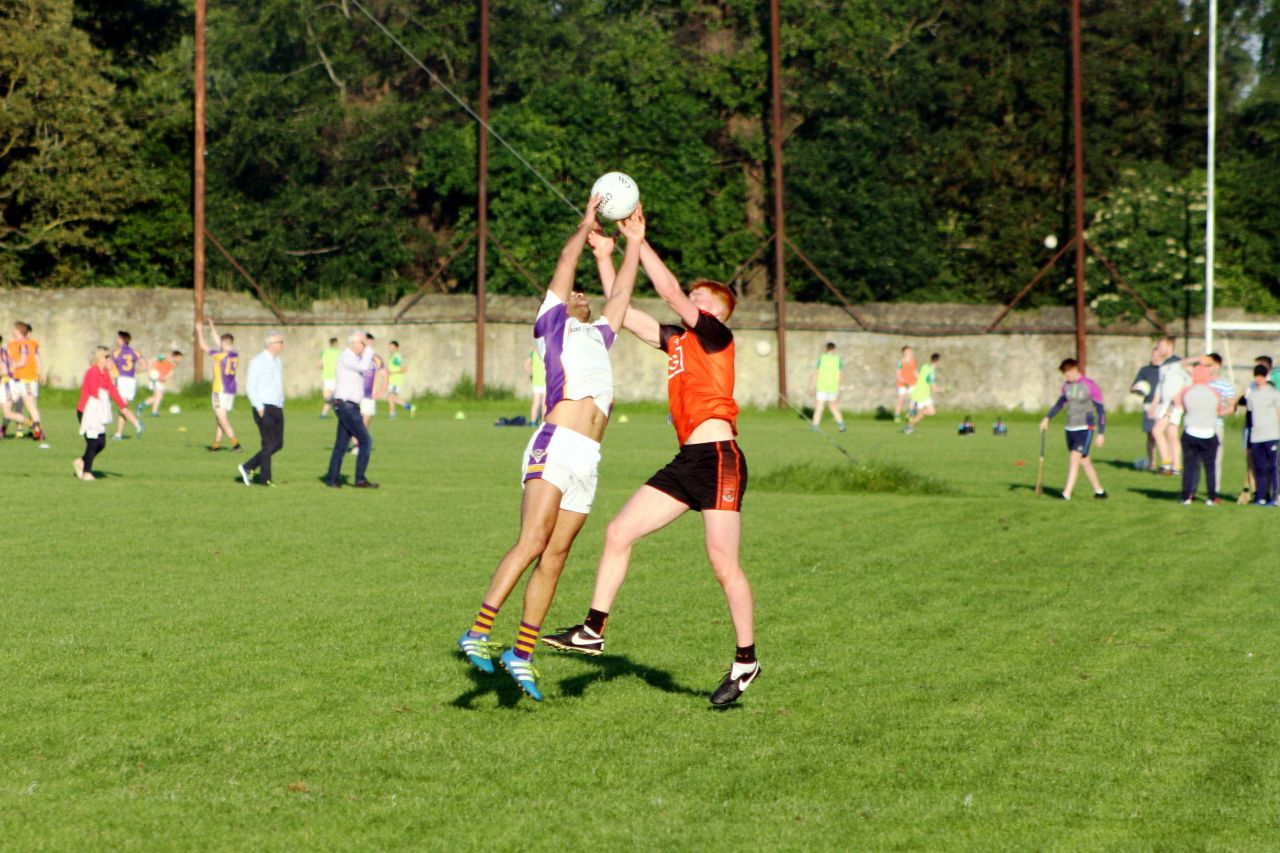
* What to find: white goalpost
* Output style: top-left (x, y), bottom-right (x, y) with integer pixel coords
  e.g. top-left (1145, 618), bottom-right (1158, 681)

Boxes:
top-left (1203, 0), bottom-right (1280, 357)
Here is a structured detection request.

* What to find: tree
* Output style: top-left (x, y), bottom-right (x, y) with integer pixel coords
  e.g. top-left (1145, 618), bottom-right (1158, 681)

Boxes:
top-left (0, 0), bottom-right (143, 286)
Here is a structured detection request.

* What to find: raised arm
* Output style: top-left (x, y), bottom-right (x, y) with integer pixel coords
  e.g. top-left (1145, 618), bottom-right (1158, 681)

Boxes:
top-left (548, 196), bottom-right (602, 303)
top-left (195, 320), bottom-right (209, 352)
top-left (601, 206), bottom-right (645, 333)
top-left (640, 241), bottom-right (700, 328)
top-left (590, 226), bottom-right (661, 348)
top-left (207, 318), bottom-right (221, 345)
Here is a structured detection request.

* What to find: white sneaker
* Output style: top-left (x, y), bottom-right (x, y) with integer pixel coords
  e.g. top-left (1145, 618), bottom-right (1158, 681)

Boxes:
top-left (237, 464), bottom-right (252, 487)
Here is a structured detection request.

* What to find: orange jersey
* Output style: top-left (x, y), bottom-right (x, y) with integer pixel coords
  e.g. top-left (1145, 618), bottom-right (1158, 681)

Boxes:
top-left (660, 312), bottom-right (738, 445)
top-left (153, 359), bottom-right (176, 382)
top-left (9, 338), bottom-right (39, 381)
top-left (896, 356), bottom-right (917, 387)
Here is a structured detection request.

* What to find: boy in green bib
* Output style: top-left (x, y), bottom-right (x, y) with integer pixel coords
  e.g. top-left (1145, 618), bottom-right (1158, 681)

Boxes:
top-left (810, 342), bottom-right (846, 432)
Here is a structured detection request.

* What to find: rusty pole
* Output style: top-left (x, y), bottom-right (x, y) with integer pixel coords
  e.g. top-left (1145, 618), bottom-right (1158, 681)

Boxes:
top-left (475, 0), bottom-right (489, 398)
top-left (1070, 0), bottom-right (1087, 368)
top-left (769, 0), bottom-right (788, 406)
top-left (194, 0), bottom-right (207, 381)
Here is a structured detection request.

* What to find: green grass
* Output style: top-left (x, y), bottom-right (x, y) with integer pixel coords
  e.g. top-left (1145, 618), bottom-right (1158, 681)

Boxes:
top-left (1, 400), bottom-right (1277, 849)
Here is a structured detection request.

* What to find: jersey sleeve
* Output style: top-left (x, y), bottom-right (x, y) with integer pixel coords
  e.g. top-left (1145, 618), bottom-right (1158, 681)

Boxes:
top-left (690, 312), bottom-right (733, 354)
top-left (658, 324), bottom-right (683, 351)
top-left (533, 291), bottom-right (567, 341)
top-left (592, 318), bottom-right (618, 350)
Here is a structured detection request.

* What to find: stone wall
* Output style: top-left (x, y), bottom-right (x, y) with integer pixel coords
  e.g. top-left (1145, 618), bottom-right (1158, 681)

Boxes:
top-left (3, 287), bottom-right (1278, 413)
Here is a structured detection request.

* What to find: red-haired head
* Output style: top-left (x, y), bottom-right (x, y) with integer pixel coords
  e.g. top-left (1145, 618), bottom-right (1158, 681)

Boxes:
top-left (689, 280), bottom-right (736, 322)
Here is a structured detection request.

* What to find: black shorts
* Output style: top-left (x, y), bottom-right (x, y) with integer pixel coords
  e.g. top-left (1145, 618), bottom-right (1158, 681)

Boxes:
top-left (1065, 429), bottom-right (1096, 456)
top-left (645, 440), bottom-right (747, 512)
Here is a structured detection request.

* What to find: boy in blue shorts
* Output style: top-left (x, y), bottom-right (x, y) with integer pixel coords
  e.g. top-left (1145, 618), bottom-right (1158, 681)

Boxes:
top-left (1039, 358), bottom-right (1107, 500)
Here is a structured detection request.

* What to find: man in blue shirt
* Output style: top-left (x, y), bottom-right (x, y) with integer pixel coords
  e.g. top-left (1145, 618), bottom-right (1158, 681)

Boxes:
top-left (240, 331), bottom-right (285, 487)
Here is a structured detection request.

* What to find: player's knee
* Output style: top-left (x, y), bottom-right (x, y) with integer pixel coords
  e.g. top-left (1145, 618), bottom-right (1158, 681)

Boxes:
top-left (708, 553), bottom-right (743, 585)
top-left (604, 518), bottom-right (639, 551)
top-left (534, 552), bottom-right (568, 580)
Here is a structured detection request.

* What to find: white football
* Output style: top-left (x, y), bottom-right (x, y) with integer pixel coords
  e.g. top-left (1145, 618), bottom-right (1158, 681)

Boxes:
top-left (754, 339), bottom-right (773, 357)
top-left (169, 404), bottom-right (181, 414)
top-left (148, 369), bottom-right (161, 381)
top-left (591, 172), bottom-right (640, 221)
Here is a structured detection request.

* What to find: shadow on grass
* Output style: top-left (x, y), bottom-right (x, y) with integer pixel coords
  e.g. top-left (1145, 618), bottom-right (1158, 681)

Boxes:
top-left (1100, 457), bottom-right (1149, 471)
top-left (1127, 486), bottom-right (1182, 502)
top-left (1007, 483), bottom-right (1065, 499)
top-left (554, 653), bottom-right (704, 700)
top-left (449, 660), bottom-right (533, 710)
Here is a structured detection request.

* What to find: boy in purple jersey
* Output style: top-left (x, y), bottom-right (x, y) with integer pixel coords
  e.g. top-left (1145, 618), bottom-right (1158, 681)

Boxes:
top-left (456, 197), bottom-right (644, 701)
top-left (195, 318), bottom-right (242, 452)
top-left (111, 331), bottom-right (148, 441)
top-left (1039, 358), bottom-right (1108, 500)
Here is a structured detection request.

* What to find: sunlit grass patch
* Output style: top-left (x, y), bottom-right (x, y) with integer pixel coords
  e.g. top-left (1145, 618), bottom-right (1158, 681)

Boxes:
top-left (753, 460), bottom-right (951, 495)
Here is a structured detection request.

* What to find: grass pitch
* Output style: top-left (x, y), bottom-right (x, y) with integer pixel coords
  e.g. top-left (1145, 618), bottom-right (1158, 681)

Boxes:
top-left (1, 395), bottom-right (1277, 849)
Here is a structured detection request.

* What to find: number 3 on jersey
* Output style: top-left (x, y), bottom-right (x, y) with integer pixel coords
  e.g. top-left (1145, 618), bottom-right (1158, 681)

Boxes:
top-left (667, 340), bottom-right (685, 380)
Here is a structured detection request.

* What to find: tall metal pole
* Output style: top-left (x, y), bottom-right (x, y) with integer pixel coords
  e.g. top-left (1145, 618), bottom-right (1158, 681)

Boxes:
top-left (1070, 0), bottom-right (1087, 368)
top-left (769, 0), bottom-right (788, 406)
top-left (1205, 0), bottom-right (1217, 353)
top-left (475, 0), bottom-right (489, 398)
top-left (194, 0), bottom-right (207, 381)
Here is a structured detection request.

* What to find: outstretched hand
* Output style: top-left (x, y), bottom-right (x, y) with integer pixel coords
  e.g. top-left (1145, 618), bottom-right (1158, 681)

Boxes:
top-left (587, 228), bottom-right (615, 259)
top-left (580, 195), bottom-right (603, 229)
top-left (617, 204), bottom-right (645, 242)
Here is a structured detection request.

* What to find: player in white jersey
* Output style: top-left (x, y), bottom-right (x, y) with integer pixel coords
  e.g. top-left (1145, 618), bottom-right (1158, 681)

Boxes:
top-left (456, 197), bottom-right (645, 701)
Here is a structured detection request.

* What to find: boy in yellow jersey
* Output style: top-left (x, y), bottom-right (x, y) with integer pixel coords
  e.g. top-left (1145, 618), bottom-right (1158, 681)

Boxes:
top-left (195, 318), bottom-right (242, 452)
top-left (810, 342), bottom-right (846, 432)
top-left (319, 337), bottom-right (340, 418)
top-left (385, 341), bottom-right (414, 418)
top-left (524, 348), bottom-right (547, 427)
top-left (905, 352), bottom-right (941, 434)
top-left (9, 322), bottom-right (45, 441)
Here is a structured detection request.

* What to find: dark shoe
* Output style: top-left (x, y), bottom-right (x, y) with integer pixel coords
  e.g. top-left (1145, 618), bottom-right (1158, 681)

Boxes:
top-left (711, 660), bottom-right (761, 706)
top-left (353, 480), bottom-right (379, 489)
top-left (1094, 491), bottom-right (1108, 499)
top-left (324, 481), bottom-right (341, 489)
top-left (541, 624), bottom-right (605, 656)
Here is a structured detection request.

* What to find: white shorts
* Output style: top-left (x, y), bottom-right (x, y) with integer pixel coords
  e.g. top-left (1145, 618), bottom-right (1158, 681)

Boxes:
top-left (116, 376), bottom-right (138, 402)
top-left (816, 390), bottom-right (839, 402)
top-left (1162, 409), bottom-right (1183, 427)
top-left (360, 398), bottom-right (376, 417)
top-left (15, 379), bottom-right (36, 399)
top-left (323, 379), bottom-right (337, 393)
top-left (913, 398), bottom-right (934, 410)
top-left (521, 423), bottom-right (601, 514)
top-left (212, 392), bottom-right (235, 411)
top-left (150, 379), bottom-right (165, 393)
top-left (897, 385), bottom-right (912, 396)
top-left (388, 383), bottom-right (403, 395)
top-left (6, 380), bottom-right (20, 402)
top-left (531, 385), bottom-right (546, 395)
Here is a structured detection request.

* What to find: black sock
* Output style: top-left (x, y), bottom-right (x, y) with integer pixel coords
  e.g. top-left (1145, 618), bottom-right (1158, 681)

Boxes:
top-left (585, 608), bottom-right (609, 635)
top-left (735, 644), bottom-right (756, 664)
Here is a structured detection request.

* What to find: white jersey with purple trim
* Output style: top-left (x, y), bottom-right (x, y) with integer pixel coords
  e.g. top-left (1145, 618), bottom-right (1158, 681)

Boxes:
top-left (533, 291), bottom-right (616, 416)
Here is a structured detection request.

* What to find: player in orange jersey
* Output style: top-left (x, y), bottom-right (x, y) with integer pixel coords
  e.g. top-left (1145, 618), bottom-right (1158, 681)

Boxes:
top-left (543, 236), bottom-right (759, 706)
top-left (894, 345), bottom-right (917, 422)
top-left (9, 322), bottom-right (45, 441)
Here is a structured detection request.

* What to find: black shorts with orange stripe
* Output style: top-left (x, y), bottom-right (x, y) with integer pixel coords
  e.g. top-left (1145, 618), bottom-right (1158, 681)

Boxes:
top-left (645, 440), bottom-right (748, 512)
